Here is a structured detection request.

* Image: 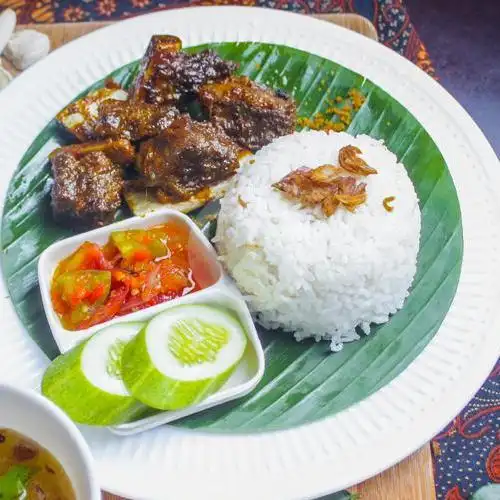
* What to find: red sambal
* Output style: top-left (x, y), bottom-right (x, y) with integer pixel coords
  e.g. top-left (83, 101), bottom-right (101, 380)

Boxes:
top-left (51, 221), bottom-right (199, 331)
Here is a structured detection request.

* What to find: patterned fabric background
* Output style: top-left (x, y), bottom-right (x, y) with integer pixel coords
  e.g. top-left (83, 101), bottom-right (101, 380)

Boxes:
top-left (1, 1), bottom-right (498, 499)
top-left (432, 360), bottom-right (500, 500)
top-left (0, 0), bottom-right (435, 76)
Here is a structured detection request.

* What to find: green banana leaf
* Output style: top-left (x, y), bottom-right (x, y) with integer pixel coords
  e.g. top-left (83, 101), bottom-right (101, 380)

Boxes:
top-left (0, 42), bottom-right (462, 433)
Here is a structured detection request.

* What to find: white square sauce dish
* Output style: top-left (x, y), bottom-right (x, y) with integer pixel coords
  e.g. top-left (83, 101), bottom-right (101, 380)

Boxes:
top-left (37, 209), bottom-right (265, 435)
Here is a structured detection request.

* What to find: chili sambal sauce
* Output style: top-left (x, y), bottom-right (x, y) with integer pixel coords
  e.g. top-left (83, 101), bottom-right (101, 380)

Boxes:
top-left (51, 221), bottom-right (200, 331)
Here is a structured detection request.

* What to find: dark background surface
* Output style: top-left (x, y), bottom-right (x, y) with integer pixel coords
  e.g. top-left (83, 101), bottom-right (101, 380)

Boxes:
top-left (406, 0), bottom-right (500, 154)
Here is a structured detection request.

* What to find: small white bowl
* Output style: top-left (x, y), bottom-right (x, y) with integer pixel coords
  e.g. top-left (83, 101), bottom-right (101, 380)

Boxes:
top-left (38, 209), bottom-right (265, 434)
top-left (38, 209), bottom-right (223, 354)
top-left (0, 383), bottom-right (100, 500)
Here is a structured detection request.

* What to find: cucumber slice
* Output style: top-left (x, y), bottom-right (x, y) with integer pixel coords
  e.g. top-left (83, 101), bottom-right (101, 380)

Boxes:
top-left (42, 322), bottom-right (146, 426)
top-left (122, 305), bottom-right (248, 410)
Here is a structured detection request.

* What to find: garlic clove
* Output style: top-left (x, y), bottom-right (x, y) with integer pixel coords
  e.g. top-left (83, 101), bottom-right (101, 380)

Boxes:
top-left (0, 64), bottom-right (12, 90)
top-left (4, 29), bottom-right (51, 71)
top-left (0, 8), bottom-right (16, 56)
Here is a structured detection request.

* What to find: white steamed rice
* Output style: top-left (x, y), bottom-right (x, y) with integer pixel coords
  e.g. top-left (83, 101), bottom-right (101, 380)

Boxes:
top-left (214, 131), bottom-right (421, 351)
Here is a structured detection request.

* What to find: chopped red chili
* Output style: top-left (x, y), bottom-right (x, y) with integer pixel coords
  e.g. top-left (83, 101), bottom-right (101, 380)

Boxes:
top-left (50, 221), bottom-right (200, 331)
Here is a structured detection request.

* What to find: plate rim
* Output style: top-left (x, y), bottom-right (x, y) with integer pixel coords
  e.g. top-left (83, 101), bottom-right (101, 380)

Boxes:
top-left (0, 6), bottom-right (499, 499)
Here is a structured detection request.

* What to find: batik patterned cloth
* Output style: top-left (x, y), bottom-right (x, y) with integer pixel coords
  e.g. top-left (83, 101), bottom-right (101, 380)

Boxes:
top-left (0, 0), bottom-right (435, 75)
top-left (432, 360), bottom-right (500, 500)
top-left (1, 1), bottom-right (498, 499)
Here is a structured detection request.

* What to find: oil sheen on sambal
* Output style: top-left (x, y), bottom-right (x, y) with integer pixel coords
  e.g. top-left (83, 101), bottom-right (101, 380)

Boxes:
top-left (50, 221), bottom-right (201, 331)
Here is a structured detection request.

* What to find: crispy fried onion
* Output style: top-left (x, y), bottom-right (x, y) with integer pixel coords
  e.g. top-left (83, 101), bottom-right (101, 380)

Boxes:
top-left (338, 145), bottom-right (377, 176)
top-left (272, 165), bottom-right (367, 217)
top-left (272, 144), bottom-right (377, 217)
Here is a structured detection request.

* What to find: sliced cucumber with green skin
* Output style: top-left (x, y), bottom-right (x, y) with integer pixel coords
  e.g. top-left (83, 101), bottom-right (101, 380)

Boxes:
top-left (42, 322), bottom-right (147, 426)
top-left (122, 305), bottom-right (248, 410)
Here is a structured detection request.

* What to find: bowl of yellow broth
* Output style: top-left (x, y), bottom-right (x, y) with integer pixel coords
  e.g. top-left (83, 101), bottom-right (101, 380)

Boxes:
top-left (0, 384), bottom-right (100, 499)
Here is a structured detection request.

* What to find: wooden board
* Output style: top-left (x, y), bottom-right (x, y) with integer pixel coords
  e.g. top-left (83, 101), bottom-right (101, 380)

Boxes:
top-left (5, 16), bottom-right (435, 500)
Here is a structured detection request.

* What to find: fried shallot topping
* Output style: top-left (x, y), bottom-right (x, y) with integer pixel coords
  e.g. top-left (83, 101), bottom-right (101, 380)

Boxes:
top-left (237, 195), bottom-right (248, 208)
top-left (272, 165), bottom-right (367, 217)
top-left (338, 145), bottom-right (377, 176)
top-left (383, 196), bottom-right (396, 212)
top-left (272, 145), bottom-right (378, 217)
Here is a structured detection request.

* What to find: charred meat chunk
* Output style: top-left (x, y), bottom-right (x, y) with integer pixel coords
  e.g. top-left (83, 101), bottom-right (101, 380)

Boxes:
top-left (93, 100), bottom-right (179, 142)
top-left (136, 115), bottom-right (244, 202)
top-left (130, 35), bottom-right (237, 106)
top-left (51, 150), bottom-right (123, 228)
top-left (129, 35), bottom-right (181, 105)
top-left (56, 86), bottom-right (128, 141)
top-left (49, 138), bottom-right (136, 166)
top-left (200, 75), bottom-right (297, 151)
top-left (57, 84), bottom-right (178, 142)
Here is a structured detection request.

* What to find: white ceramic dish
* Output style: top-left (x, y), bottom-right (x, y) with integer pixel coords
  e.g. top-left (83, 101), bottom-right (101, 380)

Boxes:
top-left (38, 210), bottom-right (222, 354)
top-left (38, 209), bottom-right (265, 433)
top-left (0, 6), bottom-right (499, 500)
top-left (0, 383), bottom-right (101, 500)
top-left (111, 285), bottom-right (265, 435)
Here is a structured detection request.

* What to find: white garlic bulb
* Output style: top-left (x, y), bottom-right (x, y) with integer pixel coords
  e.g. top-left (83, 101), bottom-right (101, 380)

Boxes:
top-left (0, 8), bottom-right (16, 56)
top-left (0, 63), bottom-right (12, 90)
top-left (4, 29), bottom-right (50, 71)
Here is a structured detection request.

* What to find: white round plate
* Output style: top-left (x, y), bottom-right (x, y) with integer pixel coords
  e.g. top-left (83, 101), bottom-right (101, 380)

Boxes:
top-left (0, 7), bottom-right (499, 500)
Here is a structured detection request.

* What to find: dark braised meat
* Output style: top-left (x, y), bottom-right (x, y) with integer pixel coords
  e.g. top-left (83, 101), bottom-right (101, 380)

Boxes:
top-left (49, 138), bottom-right (136, 166)
top-left (93, 100), bottom-right (179, 142)
top-left (136, 115), bottom-right (244, 202)
top-left (199, 75), bottom-right (297, 151)
top-left (130, 35), bottom-right (237, 106)
top-left (56, 85), bottom-right (128, 142)
top-left (56, 79), bottom-right (177, 142)
top-left (51, 150), bottom-right (123, 228)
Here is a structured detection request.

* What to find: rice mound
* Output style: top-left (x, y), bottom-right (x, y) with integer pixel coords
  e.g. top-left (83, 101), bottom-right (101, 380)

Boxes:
top-left (214, 131), bottom-right (421, 351)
